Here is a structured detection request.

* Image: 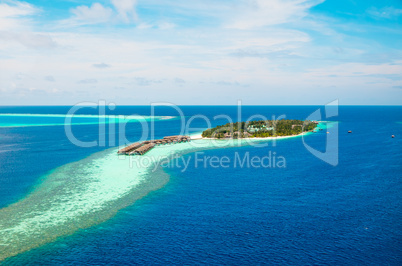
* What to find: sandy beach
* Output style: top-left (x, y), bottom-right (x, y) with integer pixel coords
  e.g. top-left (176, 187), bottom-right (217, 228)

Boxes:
top-left (190, 131), bottom-right (312, 141)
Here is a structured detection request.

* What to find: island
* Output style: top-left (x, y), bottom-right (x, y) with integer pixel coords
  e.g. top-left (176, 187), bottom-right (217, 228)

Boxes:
top-left (201, 119), bottom-right (318, 139)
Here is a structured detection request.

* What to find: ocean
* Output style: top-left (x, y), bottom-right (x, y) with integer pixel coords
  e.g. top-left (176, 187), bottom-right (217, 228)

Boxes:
top-left (0, 105), bottom-right (401, 264)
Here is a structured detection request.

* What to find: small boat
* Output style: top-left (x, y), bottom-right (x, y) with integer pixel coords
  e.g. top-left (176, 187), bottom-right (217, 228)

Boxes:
top-left (348, 131), bottom-right (352, 133)
top-left (392, 135), bottom-right (395, 138)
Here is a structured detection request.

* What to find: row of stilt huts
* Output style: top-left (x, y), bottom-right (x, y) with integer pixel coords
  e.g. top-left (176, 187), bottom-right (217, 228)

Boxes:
top-left (118, 135), bottom-right (191, 156)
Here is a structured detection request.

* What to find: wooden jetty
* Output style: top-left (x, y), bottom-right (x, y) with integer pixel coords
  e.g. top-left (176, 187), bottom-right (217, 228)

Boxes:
top-left (117, 142), bottom-right (142, 154)
top-left (118, 135), bottom-right (191, 156)
top-left (163, 135), bottom-right (191, 142)
top-left (133, 143), bottom-right (156, 155)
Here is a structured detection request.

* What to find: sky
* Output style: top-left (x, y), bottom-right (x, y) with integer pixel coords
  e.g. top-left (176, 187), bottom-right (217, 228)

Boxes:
top-left (0, 0), bottom-right (401, 105)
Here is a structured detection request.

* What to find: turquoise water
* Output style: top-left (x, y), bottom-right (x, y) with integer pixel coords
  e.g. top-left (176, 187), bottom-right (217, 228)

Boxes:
top-left (0, 137), bottom-right (289, 260)
top-left (0, 106), bottom-right (400, 264)
top-left (0, 114), bottom-right (173, 127)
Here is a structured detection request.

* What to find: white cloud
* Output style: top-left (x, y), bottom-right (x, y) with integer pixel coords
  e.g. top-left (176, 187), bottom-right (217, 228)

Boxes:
top-left (228, 0), bottom-right (324, 29)
top-left (0, 31), bottom-right (56, 49)
top-left (0, 0), bottom-right (39, 30)
top-left (77, 78), bottom-right (98, 84)
top-left (0, 1), bottom-right (55, 49)
top-left (111, 0), bottom-right (138, 23)
top-left (1, 0), bottom-right (401, 105)
top-left (0, 0), bottom-right (37, 18)
top-left (66, 0), bottom-right (138, 25)
top-left (308, 61), bottom-right (402, 78)
top-left (367, 6), bottom-right (402, 19)
top-left (158, 21), bottom-right (175, 30)
top-left (70, 3), bottom-right (113, 24)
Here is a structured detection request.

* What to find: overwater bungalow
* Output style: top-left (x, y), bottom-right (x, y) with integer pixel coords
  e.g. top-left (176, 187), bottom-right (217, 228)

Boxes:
top-left (163, 135), bottom-right (191, 143)
top-left (117, 142), bottom-right (142, 154)
top-left (118, 135), bottom-right (191, 156)
top-left (133, 143), bottom-right (155, 155)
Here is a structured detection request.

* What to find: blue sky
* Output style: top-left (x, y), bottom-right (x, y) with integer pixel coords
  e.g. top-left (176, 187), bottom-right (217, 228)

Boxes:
top-left (0, 0), bottom-right (401, 105)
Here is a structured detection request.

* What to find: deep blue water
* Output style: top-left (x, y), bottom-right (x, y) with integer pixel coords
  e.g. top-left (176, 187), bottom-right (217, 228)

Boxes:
top-left (0, 106), bottom-right (401, 264)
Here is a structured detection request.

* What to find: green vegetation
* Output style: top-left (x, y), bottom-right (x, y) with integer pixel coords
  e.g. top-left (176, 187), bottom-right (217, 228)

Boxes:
top-left (201, 119), bottom-right (317, 139)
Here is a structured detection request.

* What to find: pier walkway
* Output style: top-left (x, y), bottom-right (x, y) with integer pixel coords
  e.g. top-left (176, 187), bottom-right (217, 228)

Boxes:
top-left (117, 135), bottom-right (191, 155)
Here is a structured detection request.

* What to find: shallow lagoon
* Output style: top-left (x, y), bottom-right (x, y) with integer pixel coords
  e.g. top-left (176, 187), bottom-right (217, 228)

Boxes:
top-left (0, 106), bottom-right (401, 264)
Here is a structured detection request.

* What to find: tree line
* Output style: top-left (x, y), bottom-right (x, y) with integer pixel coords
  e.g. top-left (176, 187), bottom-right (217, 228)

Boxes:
top-left (201, 119), bottom-right (317, 139)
